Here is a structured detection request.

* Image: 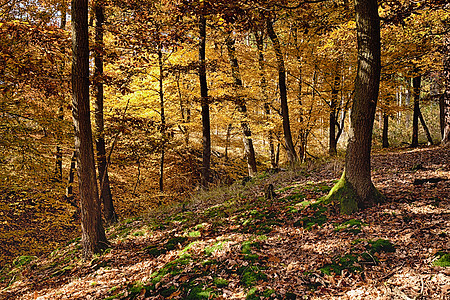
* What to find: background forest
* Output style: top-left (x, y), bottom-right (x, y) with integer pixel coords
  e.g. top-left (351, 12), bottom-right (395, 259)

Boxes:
top-left (0, 0), bottom-right (449, 293)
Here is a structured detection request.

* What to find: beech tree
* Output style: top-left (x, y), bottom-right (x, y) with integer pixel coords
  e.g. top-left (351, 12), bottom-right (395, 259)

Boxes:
top-left (442, 34), bottom-right (450, 145)
top-left (93, 0), bottom-right (117, 223)
top-left (72, 0), bottom-right (108, 259)
top-left (324, 0), bottom-right (384, 213)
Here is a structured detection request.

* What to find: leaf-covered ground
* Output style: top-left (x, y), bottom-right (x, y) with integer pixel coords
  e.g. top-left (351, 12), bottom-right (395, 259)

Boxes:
top-left (1, 146), bottom-right (449, 299)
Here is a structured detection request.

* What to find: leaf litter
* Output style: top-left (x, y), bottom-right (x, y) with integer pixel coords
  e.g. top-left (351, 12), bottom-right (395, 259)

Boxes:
top-left (0, 146), bottom-right (449, 299)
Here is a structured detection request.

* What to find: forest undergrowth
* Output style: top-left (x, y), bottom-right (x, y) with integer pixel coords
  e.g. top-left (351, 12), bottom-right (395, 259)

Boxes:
top-left (0, 146), bottom-right (449, 299)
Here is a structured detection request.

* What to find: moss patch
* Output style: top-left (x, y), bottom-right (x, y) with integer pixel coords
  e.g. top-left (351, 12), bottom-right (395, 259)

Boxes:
top-left (334, 219), bottom-right (367, 234)
top-left (433, 252), bottom-right (450, 267)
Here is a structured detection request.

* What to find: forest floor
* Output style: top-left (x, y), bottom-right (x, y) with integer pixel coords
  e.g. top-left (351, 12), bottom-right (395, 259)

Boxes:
top-left (0, 146), bottom-right (449, 299)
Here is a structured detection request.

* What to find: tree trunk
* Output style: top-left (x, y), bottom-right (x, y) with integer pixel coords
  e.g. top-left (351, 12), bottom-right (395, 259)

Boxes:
top-left (225, 35), bottom-right (257, 177)
top-left (199, 13), bottom-right (211, 187)
top-left (324, 0), bottom-right (384, 214)
top-left (224, 124), bottom-right (232, 161)
top-left (382, 113), bottom-right (389, 148)
top-left (418, 108), bottom-right (433, 145)
top-left (255, 30), bottom-right (276, 168)
top-left (55, 3), bottom-right (67, 181)
top-left (93, 0), bottom-right (116, 224)
top-left (72, 0), bottom-right (108, 259)
top-left (441, 34), bottom-right (450, 145)
top-left (266, 18), bottom-right (297, 165)
top-left (176, 72), bottom-right (190, 146)
top-left (410, 75), bottom-right (420, 147)
top-left (66, 150), bottom-right (77, 199)
top-left (329, 62), bottom-right (341, 156)
top-left (158, 45), bottom-right (165, 192)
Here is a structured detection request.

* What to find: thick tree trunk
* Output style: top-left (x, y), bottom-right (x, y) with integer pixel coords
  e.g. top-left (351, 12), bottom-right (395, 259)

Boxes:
top-left (324, 0), bottom-right (384, 214)
top-left (410, 75), bottom-right (420, 147)
top-left (72, 0), bottom-right (108, 259)
top-left (441, 34), bottom-right (450, 145)
top-left (226, 35), bottom-right (257, 177)
top-left (199, 13), bottom-right (211, 187)
top-left (255, 30), bottom-right (276, 168)
top-left (93, 1), bottom-right (116, 224)
top-left (382, 113), bottom-right (389, 148)
top-left (266, 18), bottom-right (297, 165)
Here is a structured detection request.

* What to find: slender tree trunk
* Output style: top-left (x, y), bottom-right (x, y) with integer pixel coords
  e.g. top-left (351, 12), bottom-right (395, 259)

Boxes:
top-left (382, 113), bottom-right (389, 148)
top-left (226, 35), bottom-right (257, 177)
top-left (325, 0), bottom-right (384, 213)
top-left (329, 62), bottom-right (341, 156)
top-left (158, 45), bottom-right (165, 192)
top-left (176, 72), bottom-right (190, 146)
top-left (266, 18), bottom-right (297, 165)
top-left (418, 108), bottom-right (433, 145)
top-left (255, 30), bottom-right (276, 168)
top-left (199, 13), bottom-right (211, 187)
top-left (224, 124), bottom-right (232, 161)
top-left (441, 34), bottom-right (450, 145)
top-left (55, 3), bottom-right (67, 181)
top-left (93, 0), bottom-right (116, 224)
top-left (66, 150), bottom-right (77, 199)
top-left (410, 75), bottom-right (420, 147)
top-left (72, 0), bottom-right (108, 259)
top-left (440, 94), bottom-right (445, 138)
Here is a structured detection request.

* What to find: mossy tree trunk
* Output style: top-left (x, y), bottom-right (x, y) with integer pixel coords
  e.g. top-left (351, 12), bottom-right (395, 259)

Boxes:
top-left (324, 0), bottom-right (384, 214)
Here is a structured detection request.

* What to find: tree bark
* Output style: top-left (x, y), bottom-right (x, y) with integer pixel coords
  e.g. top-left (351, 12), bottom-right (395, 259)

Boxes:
top-left (225, 34), bottom-right (257, 177)
top-left (329, 61), bottom-right (342, 156)
top-left (72, 0), bottom-right (108, 259)
top-left (441, 34), bottom-right (450, 145)
top-left (158, 45), bottom-right (165, 192)
top-left (410, 75), bottom-right (420, 147)
top-left (199, 13), bottom-right (211, 187)
top-left (382, 113), bottom-right (389, 148)
top-left (55, 2), bottom-right (67, 181)
top-left (418, 108), bottom-right (433, 145)
top-left (255, 30), bottom-right (276, 168)
top-left (93, 0), bottom-right (117, 224)
top-left (324, 0), bottom-right (384, 213)
top-left (266, 18), bottom-right (297, 165)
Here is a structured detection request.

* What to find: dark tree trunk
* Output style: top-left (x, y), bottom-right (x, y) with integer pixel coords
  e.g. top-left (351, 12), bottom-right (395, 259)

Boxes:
top-left (440, 94), bottom-right (445, 138)
top-left (442, 34), bottom-right (450, 145)
top-left (418, 108), bottom-right (433, 145)
top-left (66, 150), bottom-right (77, 199)
top-left (176, 73), bottom-right (190, 146)
top-left (158, 45), bottom-right (165, 192)
top-left (410, 75), bottom-right (420, 147)
top-left (292, 26), bottom-right (307, 163)
top-left (255, 30), bottom-right (276, 168)
top-left (72, 0), bottom-right (108, 259)
top-left (199, 13), bottom-right (211, 187)
top-left (55, 3), bottom-right (67, 181)
top-left (325, 0), bottom-right (384, 213)
top-left (329, 62), bottom-right (341, 156)
top-left (226, 35), bottom-right (257, 177)
top-left (266, 18), bottom-right (297, 165)
top-left (224, 124), bottom-right (232, 161)
top-left (93, 0), bottom-right (116, 224)
top-left (382, 113), bottom-right (389, 148)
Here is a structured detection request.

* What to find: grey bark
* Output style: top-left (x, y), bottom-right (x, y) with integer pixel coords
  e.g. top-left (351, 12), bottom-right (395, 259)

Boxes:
top-left (266, 18), bottom-right (297, 165)
top-left (225, 34), bottom-right (257, 177)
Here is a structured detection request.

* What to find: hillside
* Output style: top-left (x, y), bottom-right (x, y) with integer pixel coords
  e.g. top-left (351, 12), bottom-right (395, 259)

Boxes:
top-left (1, 146), bottom-right (449, 300)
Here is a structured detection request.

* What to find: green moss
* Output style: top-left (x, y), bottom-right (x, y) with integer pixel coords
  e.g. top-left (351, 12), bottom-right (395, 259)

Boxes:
top-left (185, 285), bottom-right (216, 299)
top-left (367, 239), bottom-right (395, 253)
top-left (334, 219), bottom-right (367, 234)
top-left (12, 255), bottom-right (36, 267)
top-left (239, 265), bottom-right (267, 286)
top-left (213, 277), bottom-right (229, 288)
top-left (320, 254), bottom-right (361, 275)
top-left (150, 258), bottom-right (191, 285)
top-left (322, 172), bottom-right (358, 214)
top-left (187, 231), bottom-right (201, 238)
top-left (205, 241), bottom-right (224, 256)
top-left (433, 252), bottom-right (450, 267)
